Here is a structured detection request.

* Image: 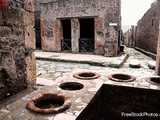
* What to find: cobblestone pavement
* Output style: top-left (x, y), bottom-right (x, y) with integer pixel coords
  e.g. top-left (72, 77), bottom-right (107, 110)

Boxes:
top-left (36, 48), bottom-right (156, 86)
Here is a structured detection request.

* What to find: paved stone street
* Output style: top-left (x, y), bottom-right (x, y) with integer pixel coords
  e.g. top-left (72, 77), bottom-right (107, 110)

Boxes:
top-left (36, 48), bottom-right (156, 86)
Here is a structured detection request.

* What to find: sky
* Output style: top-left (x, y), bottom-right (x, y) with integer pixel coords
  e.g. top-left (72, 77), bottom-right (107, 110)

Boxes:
top-left (122, 0), bottom-right (155, 26)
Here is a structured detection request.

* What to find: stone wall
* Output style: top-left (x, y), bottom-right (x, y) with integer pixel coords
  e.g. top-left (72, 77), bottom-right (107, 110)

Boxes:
top-left (0, 0), bottom-right (36, 100)
top-left (135, 0), bottom-right (160, 54)
top-left (156, 24), bottom-right (160, 75)
top-left (38, 0), bottom-right (121, 56)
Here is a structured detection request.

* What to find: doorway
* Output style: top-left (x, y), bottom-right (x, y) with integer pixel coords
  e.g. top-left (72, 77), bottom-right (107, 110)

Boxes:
top-left (79, 18), bottom-right (95, 53)
top-left (35, 11), bottom-right (42, 49)
top-left (61, 19), bottom-right (72, 51)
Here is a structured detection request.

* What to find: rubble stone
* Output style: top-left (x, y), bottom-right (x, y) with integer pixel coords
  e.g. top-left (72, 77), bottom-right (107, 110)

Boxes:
top-left (0, 0), bottom-right (36, 100)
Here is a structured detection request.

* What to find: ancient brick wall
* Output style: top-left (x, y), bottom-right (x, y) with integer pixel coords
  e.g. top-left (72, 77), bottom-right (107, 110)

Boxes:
top-left (38, 0), bottom-right (121, 56)
top-left (0, 0), bottom-right (36, 100)
top-left (135, 0), bottom-right (160, 54)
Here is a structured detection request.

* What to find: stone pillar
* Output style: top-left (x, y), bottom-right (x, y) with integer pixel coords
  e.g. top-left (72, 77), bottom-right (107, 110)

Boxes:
top-left (104, 26), bottom-right (118, 57)
top-left (156, 22), bottom-right (160, 75)
top-left (55, 19), bottom-right (63, 51)
top-left (95, 17), bottom-right (105, 55)
top-left (24, 0), bottom-right (36, 86)
top-left (71, 18), bottom-right (80, 53)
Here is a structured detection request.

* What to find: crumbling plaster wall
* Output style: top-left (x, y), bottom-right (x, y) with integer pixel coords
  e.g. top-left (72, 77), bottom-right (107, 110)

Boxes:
top-left (38, 0), bottom-right (121, 56)
top-left (0, 0), bottom-right (36, 100)
top-left (135, 0), bottom-right (160, 54)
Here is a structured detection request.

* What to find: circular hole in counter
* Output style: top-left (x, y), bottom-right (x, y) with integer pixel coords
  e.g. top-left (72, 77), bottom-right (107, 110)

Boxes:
top-left (59, 82), bottom-right (84, 91)
top-left (26, 93), bottom-right (71, 114)
top-left (108, 73), bottom-right (136, 82)
top-left (73, 72), bottom-right (100, 80)
top-left (147, 77), bottom-right (160, 86)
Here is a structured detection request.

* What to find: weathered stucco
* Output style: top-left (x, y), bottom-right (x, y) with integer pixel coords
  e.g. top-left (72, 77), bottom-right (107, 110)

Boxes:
top-left (38, 0), bottom-right (121, 56)
top-left (0, 0), bottom-right (36, 100)
top-left (136, 1), bottom-right (160, 54)
top-left (124, 0), bottom-right (160, 54)
top-left (156, 20), bottom-right (160, 75)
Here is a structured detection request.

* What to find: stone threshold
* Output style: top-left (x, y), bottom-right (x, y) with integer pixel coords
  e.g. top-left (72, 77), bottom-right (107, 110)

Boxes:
top-left (35, 51), bottom-right (129, 68)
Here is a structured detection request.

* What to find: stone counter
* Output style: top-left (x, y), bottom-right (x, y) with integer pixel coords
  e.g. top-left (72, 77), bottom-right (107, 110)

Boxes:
top-left (0, 73), bottom-right (103, 120)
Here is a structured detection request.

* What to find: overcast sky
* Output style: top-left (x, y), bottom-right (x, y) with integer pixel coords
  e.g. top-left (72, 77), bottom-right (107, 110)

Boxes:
top-left (122, 0), bottom-right (155, 26)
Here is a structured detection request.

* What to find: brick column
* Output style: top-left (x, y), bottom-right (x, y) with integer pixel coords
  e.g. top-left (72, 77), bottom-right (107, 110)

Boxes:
top-left (156, 22), bottom-right (160, 75)
top-left (71, 18), bottom-right (80, 53)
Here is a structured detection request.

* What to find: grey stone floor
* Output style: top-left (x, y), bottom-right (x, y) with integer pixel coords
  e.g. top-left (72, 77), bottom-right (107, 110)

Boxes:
top-left (36, 48), bottom-right (156, 86)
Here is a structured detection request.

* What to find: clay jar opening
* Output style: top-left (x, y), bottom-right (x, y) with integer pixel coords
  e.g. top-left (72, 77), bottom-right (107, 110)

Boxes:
top-left (26, 93), bottom-right (71, 114)
top-left (108, 73), bottom-right (136, 82)
top-left (73, 72), bottom-right (100, 80)
top-left (148, 77), bottom-right (160, 85)
top-left (34, 95), bottom-right (64, 109)
top-left (59, 82), bottom-right (84, 91)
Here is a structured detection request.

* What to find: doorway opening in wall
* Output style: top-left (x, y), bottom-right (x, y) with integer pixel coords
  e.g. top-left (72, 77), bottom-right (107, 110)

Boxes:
top-left (79, 18), bottom-right (95, 53)
top-left (35, 11), bottom-right (42, 49)
top-left (61, 19), bottom-right (72, 52)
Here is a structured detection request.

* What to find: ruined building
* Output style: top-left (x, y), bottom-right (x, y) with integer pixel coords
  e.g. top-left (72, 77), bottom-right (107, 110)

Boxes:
top-left (0, 0), bottom-right (36, 100)
top-left (36, 0), bottom-right (121, 57)
top-left (123, 26), bottom-right (136, 48)
top-left (124, 0), bottom-right (160, 55)
top-left (136, 0), bottom-right (160, 54)
top-left (2, 1), bottom-right (160, 119)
